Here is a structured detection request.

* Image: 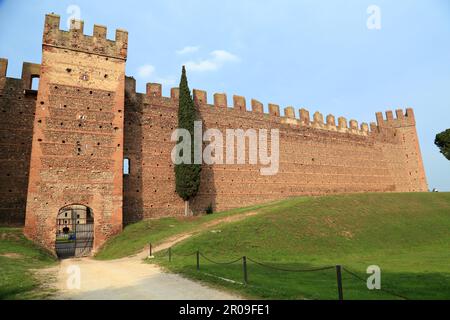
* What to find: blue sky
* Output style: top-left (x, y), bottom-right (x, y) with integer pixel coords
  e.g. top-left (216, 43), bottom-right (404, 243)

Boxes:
top-left (0, 0), bottom-right (449, 190)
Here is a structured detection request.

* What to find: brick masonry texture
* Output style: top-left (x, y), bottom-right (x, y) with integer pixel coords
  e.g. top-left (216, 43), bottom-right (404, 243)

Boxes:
top-left (123, 80), bottom-right (428, 224)
top-left (0, 59), bottom-right (38, 225)
top-left (22, 14), bottom-right (126, 252)
top-left (0, 14), bottom-right (428, 253)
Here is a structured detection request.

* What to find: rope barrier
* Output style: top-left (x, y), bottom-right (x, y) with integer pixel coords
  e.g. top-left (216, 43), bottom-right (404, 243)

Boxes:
top-left (172, 251), bottom-right (197, 257)
top-left (149, 243), bottom-right (410, 300)
top-left (342, 267), bottom-right (409, 300)
top-left (199, 252), bottom-right (242, 265)
top-left (247, 257), bottom-right (335, 273)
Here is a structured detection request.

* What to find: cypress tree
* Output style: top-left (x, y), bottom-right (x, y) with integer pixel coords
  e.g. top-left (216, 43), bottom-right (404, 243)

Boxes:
top-left (435, 129), bottom-right (450, 161)
top-left (175, 66), bottom-right (202, 216)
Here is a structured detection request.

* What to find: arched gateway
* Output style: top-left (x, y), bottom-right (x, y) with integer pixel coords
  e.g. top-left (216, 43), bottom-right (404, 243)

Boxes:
top-left (55, 205), bottom-right (94, 258)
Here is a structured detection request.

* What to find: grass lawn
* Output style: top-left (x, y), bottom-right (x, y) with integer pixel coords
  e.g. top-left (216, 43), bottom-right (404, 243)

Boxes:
top-left (148, 193), bottom-right (450, 300)
top-left (0, 228), bottom-right (57, 300)
top-left (95, 202), bottom-right (274, 260)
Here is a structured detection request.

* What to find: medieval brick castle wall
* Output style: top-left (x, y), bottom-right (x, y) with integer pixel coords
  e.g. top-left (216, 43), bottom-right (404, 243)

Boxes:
top-left (0, 59), bottom-right (39, 225)
top-left (122, 81), bottom-right (428, 224)
top-left (0, 14), bottom-right (428, 253)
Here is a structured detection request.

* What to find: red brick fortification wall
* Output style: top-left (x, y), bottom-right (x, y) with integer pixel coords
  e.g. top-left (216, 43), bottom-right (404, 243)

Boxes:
top-left (0, 59), bottom-right (39, 225)
top-left (24, 14), bottom-right (128, 252)
top-left (123, 80), bottom-right (428, 223)
top-left (0, 14), bottom-right (428, 238)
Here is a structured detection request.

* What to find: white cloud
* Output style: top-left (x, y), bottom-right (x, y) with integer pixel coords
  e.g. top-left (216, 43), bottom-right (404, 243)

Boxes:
top-left (184, 50), bottom-right (240, 73)
top-left (184, 60), bottom-right (219, 72)
top-left (137, 64), bottom-right (155, 78)
top-left (137, 64), bottom-right (176, 87)
top-left (176, 46), bottom-right (200, 55)
top-left (211, 50), bottom-right (240, 63)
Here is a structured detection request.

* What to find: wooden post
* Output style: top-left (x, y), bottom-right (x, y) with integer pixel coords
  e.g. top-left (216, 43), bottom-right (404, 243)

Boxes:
top-left (336, 265), bottom-right (344, 300)
top-left (243, 256), bottom-right (248, 285)
top-left (169, 247), bottom-right (172, 262)
top-left (184, 201), bottom-right (189, 217)
top-left (149, 243), bottom-right (152, 257)
top-left (196, 250), bottom-right (200, 270)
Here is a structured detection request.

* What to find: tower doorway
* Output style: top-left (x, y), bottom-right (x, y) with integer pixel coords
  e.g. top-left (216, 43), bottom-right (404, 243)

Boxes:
top-left (55, 204), bottom-right (94, 258)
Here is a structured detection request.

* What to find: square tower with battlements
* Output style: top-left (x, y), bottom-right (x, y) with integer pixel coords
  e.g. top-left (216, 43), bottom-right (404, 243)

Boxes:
top-left (23, 14), bottom-right (128, 253)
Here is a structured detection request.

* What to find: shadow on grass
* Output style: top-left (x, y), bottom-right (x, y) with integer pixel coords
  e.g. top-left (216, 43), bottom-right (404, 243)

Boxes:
top-left (152, 254), bottom-right (450, 300)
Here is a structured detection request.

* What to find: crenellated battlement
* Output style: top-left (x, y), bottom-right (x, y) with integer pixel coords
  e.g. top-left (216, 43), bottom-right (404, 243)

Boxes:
top-left (189, 88), bottom-right (377, 136)
top-left (125, 79), bottom-right (387, 137)
top-left (0, 58), bottom-right (7, 78)
top-left (124, 78), bottom-right (421, 138)
top-left (42, 13), bottom-right (128, 60)
top-left (376, 108), bottom-right (415, 128)
top-left (0, 58), bottom-right (41, 90)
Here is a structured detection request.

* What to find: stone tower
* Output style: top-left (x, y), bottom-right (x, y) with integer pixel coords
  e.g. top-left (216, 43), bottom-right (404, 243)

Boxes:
top-left (24, 14), bottom-right (128, 253)
top-left (375, 109), bottom-right (428, 192)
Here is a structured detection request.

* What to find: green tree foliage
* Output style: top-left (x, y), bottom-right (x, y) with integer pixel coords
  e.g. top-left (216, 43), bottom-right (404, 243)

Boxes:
top-left (435, 129), bottom-right (450, 161)
top-left (175, 66), bottom-right (201, 215)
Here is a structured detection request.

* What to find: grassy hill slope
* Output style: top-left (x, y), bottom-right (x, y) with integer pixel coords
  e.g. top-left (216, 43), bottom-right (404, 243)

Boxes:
top-left (0, 228), bottom-right (57, 300)
top-left (95, 203), bottom-right (270, 260)
top-left (151, 193), bottom-right (450, 300)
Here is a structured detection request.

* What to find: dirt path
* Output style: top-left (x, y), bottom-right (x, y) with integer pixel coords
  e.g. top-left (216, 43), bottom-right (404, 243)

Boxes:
top-left (50, 257), bottom-right (241, 300)
top-left (49, 211), bottom-right (259, 300)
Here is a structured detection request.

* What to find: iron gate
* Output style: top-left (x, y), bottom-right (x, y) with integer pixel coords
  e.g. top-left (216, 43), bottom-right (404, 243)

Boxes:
top-left (55, 205), bottom-right (94, 259)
